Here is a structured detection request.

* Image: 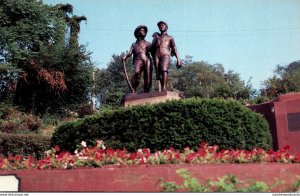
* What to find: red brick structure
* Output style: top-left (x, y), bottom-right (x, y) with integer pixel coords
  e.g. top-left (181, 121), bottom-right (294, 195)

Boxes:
top-left (1, 164), bottom-right (300, 192)
top-left (248, 92), bottom-right (300, 153)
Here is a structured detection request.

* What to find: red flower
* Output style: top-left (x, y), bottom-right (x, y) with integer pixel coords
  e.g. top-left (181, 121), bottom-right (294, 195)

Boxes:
top-left (129, 152), bottom-right (138, 160)
top-left (28, 156), bottom-right (35, 166)
top-left (36, 160), bottom-right (47, 169)
top-left (54, 145), bottom-right (60, 152)
top-left (186, 153), bottom-right (196, 162)
top-left (143, 148), bottom-right (151, 154)
top-left (83, 148), bottom-right (89, 153)
top-left (169, 147), bottom-right (175, 152)
top-left (8, 154), bottom-right (14, 162)
top-left (69, 159), bottom-right (75, 165)
top-left (14, 155), bottom-right (23, 162)
top-left (244, 151), bottom-right (252, 160)
top-left (139, 157), bottom-right (146, 164)
top-left (267, 155), bottom-right (275, 162)
top-left (207, 146), bottom-right (216, 153)
top-left (123, 147), bottom-right (128, 153)
top-left (106, 148), bottom-right (115, 155)
top-left (213, 152), bottom-right (220, 159)
top-left (219, 149), bottom-right (227, 155)
top-left (257, 148), bottom-right (264, 154)
top-left (57, 151), bottom-right (67, 159)
top-left (275, 152), bottom-right (283, 161)
top-left (174, 152), bottom-right (181, 160)
top-left (283, 145), bottom-right (290, 152)
top-left (200, 142), bottom-right (208, 150)
top-left (96, 149), bottom-right (105, 154)
top-left (197, 149), bottom-right (206, 157)
top-left (167, 154), bottom-right (173, 161)
top-left (285, 153), bottom-right (291, 159)
top-left (116, 149), bottom-right (124, 158)
top-left (184, 147), bottom-right (190, 151)
top-left (94, 152), bottom-right (104, 160)
top-left (267, 150), bottom-right (275, 156)
top-left (293, 154), bottom-right (300, 163)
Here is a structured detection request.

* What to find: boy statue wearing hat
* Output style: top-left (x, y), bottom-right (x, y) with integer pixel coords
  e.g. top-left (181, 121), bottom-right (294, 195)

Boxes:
top-left (152, 21), bottom-right (181, 91)
top-left (122, 25), bottom-right (152, 93)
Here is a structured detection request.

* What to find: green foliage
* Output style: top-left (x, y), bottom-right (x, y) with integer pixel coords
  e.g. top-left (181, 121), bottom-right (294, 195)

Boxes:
top-left (177, 169), bottom-right (208, 192)
top-left (161, 169), bottom-right (270, 192)
top-left (209, 174), bottom-right (240, 192)
top-left (291, 176), bottom-right (300, 192)
top-left (0, 106), bottom-right (42, 134)
top-left (94, 54), bottom-right (134, 108)
top-left (261, 76), bottom-right (291, 99)
top-left (0, 102), bottom-right (13, 118)
top-left (161, 181), bottom-right (180, 192)
top-left (51, 98), bottom-right (272, 153)
top-left (261, 60), bottom-right (300, 99)
top-left (0, 132), bottom-right (51, 159)
top-left (0, 0), bottom-right (51, 62)
top-left (41, 113), bottom-right (61, 126)
top-left (0, 0), bottom-right (94, 114)
top-left (0, 63), bottom-right (20, 100)
top-left (169, 60), bottom-right (255, 100)
top-left (77, 103), bottom-right (95, 118)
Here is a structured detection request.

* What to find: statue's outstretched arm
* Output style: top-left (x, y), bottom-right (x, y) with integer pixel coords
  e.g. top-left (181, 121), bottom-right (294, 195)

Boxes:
top-left (122, 44), bottom-right (134, 60)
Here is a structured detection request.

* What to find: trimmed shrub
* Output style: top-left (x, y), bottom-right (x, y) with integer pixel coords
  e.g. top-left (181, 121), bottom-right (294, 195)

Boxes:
top-left (51, 98), bottom-right (272, 152)
top-left (0, 133), bottom-right (51, 159)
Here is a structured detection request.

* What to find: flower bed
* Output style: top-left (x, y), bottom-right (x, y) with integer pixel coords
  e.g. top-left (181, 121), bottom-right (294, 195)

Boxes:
top-left (1, 141), bottom-right (300, 192)
top-left (1, 141), bottom-right (300, 170)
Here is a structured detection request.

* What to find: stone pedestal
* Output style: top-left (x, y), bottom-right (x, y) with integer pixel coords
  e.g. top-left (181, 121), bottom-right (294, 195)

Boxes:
top-left (123, 91), bottom-right (182, 107)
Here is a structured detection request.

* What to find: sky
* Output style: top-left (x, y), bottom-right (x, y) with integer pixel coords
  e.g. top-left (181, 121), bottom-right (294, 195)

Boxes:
top-left (43, 0), bottom-right (300, 90)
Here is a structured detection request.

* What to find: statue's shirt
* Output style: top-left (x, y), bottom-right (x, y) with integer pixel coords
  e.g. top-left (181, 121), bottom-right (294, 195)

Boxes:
top-left (131, 40), bottom-right (151, 62)
top-left (153, 34), bottom-right (175, 57)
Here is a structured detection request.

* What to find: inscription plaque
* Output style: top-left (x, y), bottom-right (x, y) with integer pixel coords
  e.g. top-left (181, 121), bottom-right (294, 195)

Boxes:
top-left (0, 175), bottom-right (19, 191)
top-left (287, 112), bottom-right (300, 132)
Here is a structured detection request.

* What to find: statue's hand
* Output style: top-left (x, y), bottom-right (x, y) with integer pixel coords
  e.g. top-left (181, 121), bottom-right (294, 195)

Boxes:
top-left (176, 59), bottom-right (182, 69)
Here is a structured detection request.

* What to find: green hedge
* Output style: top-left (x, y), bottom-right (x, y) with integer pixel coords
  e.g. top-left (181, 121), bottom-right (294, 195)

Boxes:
top-left (51, 98), bottom-right (272, 152)
top-left (0, 133), bottom-right (51, 159)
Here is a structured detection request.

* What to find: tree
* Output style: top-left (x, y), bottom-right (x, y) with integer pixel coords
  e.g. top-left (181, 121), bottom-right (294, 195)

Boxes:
top-left (216, 71), bottom-right (254, 100)
top-left (169, 59), bottom-right (253, 100)
top-left (0, 0), bottom-right (94, 114)
top-left (0, 63), bottom-right (19, 101)
top-left (260, 60), bottom-right (300, 99)
top-left (94, 54), bottom-right (133, 108)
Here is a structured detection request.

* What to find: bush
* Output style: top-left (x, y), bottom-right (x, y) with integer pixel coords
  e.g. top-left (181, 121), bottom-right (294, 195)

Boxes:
top-left (0, 102), bottom-right (13, 118)
top-left (51, 98), bottom-right (272, 152)
top-left (77, 103), bottom-right (95, 118)
top-left (0, 107), bottom-right (42, 134)
top-left (0, 133), bottom-right (51, 159)
top-left (41, 113), bottom-right (61, 126)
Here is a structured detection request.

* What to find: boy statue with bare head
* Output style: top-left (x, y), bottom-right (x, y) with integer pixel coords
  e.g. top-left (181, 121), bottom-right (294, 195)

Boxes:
top-left (122, 25), bottom-right (152, 93)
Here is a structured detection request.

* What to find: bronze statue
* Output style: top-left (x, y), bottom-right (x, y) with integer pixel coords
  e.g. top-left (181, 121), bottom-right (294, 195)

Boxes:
top-left (151, 21), bottom-right (181, 91)
top-left (122, 25), bottom-right (152, 93)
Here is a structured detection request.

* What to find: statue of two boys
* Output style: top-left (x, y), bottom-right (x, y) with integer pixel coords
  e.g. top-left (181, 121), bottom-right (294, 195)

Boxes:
top-left (122, 21), bottom-right (181, 93)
